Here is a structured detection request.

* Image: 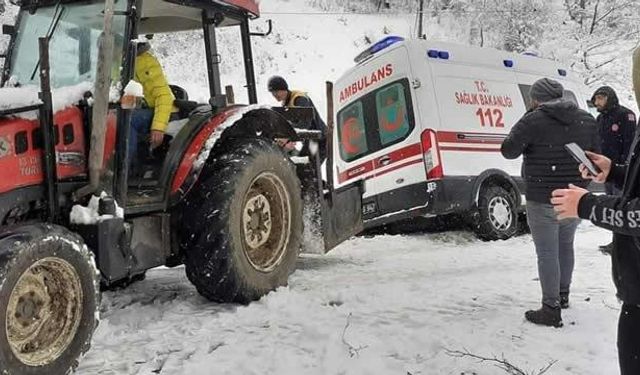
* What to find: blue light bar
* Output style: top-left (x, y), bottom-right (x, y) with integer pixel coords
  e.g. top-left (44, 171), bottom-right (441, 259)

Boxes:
top-left (371, 36), bottom-right (404, 54)
top-left (427, 50), bottom-right (439, 58)
top-left (438, 51), bottom-right (450, 60)
top-left (558, 69), bottom-right (567, 76)
top-left (354, 36), bottom-right (405, 63)
top-left (503, 59), bottom-right (514, 68)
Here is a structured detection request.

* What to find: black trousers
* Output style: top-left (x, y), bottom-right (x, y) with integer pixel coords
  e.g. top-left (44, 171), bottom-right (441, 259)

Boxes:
top-left (618, 303), bottom-right (640, 375)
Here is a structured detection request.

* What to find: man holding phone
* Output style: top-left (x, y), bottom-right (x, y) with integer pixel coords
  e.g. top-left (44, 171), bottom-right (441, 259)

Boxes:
top-left (501, 78), bottom-right (599, 328)
top-left (552, 146), bottom-right (640, 374)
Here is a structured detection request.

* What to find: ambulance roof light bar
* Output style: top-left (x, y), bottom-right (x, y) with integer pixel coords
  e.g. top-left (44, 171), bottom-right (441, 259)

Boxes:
top-left (354, 36), bottom-right (405, 64)
top-left (427, 49), bottom-right (450, 60)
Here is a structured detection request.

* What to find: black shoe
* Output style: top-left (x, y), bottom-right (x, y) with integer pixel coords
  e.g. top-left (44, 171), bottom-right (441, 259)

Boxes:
top-left (560, 293), bottom-right (569, 309)
top-left (599, 242), bottom-right (613, 255)
top-left (525, 304), bottom-right (563, 327)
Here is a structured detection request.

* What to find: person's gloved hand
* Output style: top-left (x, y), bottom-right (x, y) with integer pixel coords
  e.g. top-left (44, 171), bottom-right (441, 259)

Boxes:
top-left (151, 130), bottom-right (165, 149)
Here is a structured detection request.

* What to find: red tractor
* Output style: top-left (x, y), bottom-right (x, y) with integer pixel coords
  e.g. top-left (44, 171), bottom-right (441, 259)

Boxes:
top-left (0, 0), bottom-right (363, 372)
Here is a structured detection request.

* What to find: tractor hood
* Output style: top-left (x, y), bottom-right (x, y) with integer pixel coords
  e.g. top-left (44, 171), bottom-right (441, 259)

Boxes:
top-left (0, 82), bottom-right (92, 119)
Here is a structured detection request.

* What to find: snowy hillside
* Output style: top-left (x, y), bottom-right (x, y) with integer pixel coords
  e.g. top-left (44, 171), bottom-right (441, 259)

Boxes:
top-left (153, 0), bottom-right (640, 113)
top-left (3, 0), bottom-right (639, 112)
top-left (153, 0), bottom-right (422, 112)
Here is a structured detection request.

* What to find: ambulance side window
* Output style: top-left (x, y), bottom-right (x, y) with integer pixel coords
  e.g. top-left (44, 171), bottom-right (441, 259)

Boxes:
top-left (518, 84), bottom-right (533, 110)
top-left (563, 90), bottom-right (578, 106)
top-left (375, 82), bottom-right (412, 146)
top-left (519, 84), bottom-right (579, 109)
top-left (338, 101), bottom-right (369, 161)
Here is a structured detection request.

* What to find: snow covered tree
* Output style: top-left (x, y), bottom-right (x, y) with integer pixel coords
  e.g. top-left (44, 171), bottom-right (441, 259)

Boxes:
top-left (497, 0), bottom-right (547, 52)
top-left (465, 0), bottom-right (548, 52)
top-left (563, 0), bottom-right (640, 85)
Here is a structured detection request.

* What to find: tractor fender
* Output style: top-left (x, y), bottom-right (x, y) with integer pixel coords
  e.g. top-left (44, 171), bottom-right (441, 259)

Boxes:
top-left (168, 105), bottom-right (297, 203)
top-left (469, 169), bottom-right (522, 209)
top-left (0, 223), bottom-right (68, 258)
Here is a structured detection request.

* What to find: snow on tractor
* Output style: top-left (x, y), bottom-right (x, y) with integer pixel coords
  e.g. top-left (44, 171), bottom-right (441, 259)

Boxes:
top-left (0, 0), bottom-right (363, 372)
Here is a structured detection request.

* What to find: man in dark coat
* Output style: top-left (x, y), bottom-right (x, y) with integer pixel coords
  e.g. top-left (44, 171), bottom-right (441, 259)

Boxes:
top-left (591, 86), bottom-right (637, 253)
top-left (551, 139), bottom-right (640, 374)
top-left (267, 75), bottom-right (327, 159)
top-left (501, 78), bottom-right (600, 327)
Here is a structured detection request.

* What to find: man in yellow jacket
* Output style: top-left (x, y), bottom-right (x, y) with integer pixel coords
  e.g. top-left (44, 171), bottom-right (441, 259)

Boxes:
top-left (129, 41), bottom-right (175, 172)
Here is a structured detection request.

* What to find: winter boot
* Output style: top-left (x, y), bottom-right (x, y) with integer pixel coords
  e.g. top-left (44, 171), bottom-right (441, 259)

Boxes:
top-left (525, 304), bottom-right (563, 328)
top-left (560, 293), bottom-right (569, 309)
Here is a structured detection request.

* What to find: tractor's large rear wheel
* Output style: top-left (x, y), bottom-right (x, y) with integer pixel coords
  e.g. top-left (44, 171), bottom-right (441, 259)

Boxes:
top-left (0, 224), bottom-right (99, 375)
top-left (183, 139), bottom-right (303, 303)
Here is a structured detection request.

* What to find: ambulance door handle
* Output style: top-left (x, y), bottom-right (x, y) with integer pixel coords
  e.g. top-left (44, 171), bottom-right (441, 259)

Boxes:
top-left (378, 155), bottom-right (391, 167)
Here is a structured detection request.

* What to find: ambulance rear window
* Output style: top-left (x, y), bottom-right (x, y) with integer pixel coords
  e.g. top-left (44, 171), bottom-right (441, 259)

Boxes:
top-left (338, 101), bottom-right (368, 161)
top-left (337, 78), bottom-right (415, 162)
top-left (375, 83), bottom-right (411, 146)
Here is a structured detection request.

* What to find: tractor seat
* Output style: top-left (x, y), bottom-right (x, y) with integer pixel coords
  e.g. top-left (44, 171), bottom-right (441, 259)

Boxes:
top-left (170, 84), bottom-right (189, 100)
top-left (170, 84), bottom-right (200, 119)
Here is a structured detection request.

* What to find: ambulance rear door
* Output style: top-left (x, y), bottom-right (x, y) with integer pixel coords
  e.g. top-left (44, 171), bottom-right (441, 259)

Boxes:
top-left (333, 45), bottom-right (427, 221)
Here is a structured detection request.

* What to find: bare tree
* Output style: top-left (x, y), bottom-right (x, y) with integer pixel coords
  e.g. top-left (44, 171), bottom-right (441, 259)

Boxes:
top-left (563, 0), bottom-right (640, 85)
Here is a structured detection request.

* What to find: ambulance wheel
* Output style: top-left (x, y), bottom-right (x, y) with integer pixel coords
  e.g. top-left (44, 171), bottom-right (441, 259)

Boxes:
top-left (474, 185), bottom-right (518, 241)
top-left (184, 138), bottom-right (303, 303)
top-left (0, 224), bottom-right (99, 375)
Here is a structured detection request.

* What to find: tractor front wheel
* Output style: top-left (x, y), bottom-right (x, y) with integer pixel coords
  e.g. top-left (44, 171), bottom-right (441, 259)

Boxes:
top-left (183, 139), bottom-right (303, 303)
top-left (0, 224), bottom-right (99, 375)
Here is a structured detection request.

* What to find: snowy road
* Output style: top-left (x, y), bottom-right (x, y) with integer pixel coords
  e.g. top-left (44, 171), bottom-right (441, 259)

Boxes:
top-left (77, 224), bottom-right (619, 375)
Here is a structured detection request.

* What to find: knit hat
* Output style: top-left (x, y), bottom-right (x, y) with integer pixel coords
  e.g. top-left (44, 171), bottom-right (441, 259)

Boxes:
top-left (268, 76), bottom-right (288, 92)
top-left (529, 78), bottom-right (564, 103)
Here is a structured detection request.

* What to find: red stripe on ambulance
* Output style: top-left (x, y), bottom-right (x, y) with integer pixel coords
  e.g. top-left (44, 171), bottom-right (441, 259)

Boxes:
top-left (337, 131), bottom-right (507, 184)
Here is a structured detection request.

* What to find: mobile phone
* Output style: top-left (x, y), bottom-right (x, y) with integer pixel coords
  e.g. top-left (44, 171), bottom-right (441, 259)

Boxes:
top-left (564, 143), bottom-right (601, 176)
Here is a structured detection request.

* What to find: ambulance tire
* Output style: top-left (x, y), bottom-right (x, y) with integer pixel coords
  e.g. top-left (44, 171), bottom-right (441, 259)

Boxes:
top-left (474, 185), bottom-right (518, 241)
top-left (183, 138), bottom-right (303, 304)
top-left (0, 224), bottom-right (99, 375)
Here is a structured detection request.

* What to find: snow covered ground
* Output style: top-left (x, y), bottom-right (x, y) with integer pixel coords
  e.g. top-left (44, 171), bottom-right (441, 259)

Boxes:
top-left (78, 223), bottom-right (620, 375)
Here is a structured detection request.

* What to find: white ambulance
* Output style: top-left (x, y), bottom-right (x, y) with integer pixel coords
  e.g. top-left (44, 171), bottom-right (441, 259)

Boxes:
top-left (330, 36), bottom-right (594, 240)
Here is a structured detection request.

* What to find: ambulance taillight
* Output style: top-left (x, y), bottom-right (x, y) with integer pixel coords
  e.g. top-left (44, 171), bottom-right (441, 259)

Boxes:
top-left (421, 129), bottom-right (443, 180)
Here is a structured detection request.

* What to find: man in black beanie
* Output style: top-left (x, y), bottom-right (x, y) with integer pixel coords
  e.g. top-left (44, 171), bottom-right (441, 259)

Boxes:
top-left (267, 76), bottom-right (327, 158)
top-left (501, 78), bottom-right (599, 327)
top-left (267, 76), bottom-right (327, 135)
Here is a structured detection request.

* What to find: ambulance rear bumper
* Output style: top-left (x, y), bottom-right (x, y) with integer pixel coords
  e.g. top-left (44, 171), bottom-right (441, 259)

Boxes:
top-left (363, 177), bottom-right (477, 229)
